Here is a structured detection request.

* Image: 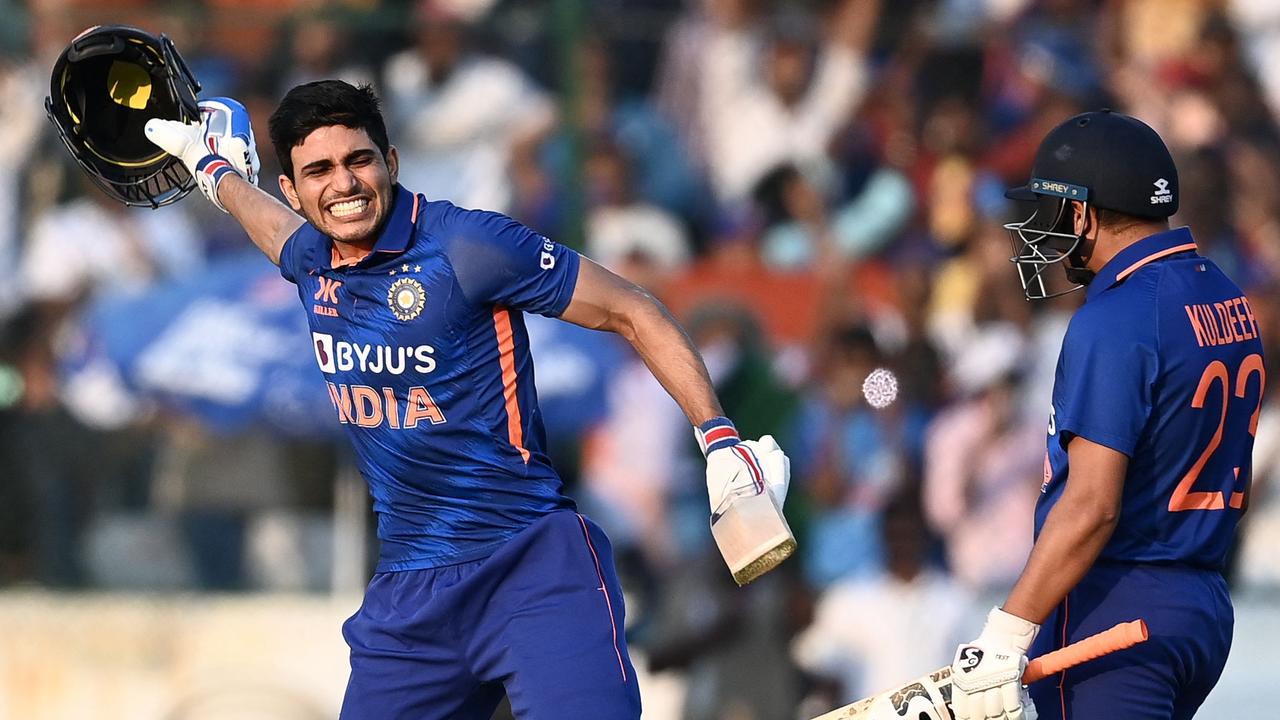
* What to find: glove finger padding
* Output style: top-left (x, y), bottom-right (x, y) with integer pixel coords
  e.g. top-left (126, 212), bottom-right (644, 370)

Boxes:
top-left (144, 118), bottom-right (200, 159)
top-left (755, 434), bottom-right (781, 453)
top-left (951, 687), bottom-right (972, 720)
top-left (1000, 682), bottom-right (1026, 719)
top-left (987, 687), bottom-right (1008, 719)
top-left (214, 135), bottom-right (259, 186)
top-left (199, 97), bottom-right (260, 185)
top-left (145, 117), bottom-right (235, 211)
top-left (743, 435), bottom-right (790, 505)
top-left (705, 446), bottom-right (760, 513)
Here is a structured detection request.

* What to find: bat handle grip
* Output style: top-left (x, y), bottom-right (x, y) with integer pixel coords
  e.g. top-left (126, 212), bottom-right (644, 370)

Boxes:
top-left (1023, 619), bottom-right (1149, 684)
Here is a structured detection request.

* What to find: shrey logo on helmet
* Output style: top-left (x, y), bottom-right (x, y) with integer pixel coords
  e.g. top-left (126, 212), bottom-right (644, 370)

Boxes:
top-left (1004, 110), bottom-right (1179, 301)
top-left (45, 25), bottom-right (202, 208)
top-left (1151, 178), bottom-right (1173, 204)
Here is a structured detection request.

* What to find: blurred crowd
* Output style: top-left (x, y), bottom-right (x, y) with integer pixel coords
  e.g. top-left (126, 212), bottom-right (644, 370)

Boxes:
top-left (3, 0), bottom-right (1280, 717)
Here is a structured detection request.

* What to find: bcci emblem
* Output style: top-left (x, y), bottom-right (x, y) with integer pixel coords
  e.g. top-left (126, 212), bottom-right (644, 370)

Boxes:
top-left (387, 278), bottom-right (426, 321)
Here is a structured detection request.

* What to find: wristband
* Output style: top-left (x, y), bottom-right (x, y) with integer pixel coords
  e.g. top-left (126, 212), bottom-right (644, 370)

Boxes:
top-left (196, 154), bottom-right (240, 186)
top-left (695, 416), bottom-right (739, 456)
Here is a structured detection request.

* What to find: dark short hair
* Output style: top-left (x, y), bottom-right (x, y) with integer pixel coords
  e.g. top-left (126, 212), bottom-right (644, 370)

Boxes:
top-left (268, 80), bottom-right (390, 179)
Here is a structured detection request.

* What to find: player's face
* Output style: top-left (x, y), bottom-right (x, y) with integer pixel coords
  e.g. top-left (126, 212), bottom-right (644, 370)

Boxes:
top-left (280, 125), bottom-right (399, 247)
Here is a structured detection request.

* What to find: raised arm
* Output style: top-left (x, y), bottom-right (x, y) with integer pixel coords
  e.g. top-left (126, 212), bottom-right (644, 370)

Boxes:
top-left (560, 257), bottom-right (791, 530)
top-left (559, 257), bottom-right (723, 426)
top-left (145, 97), bottom-right (302, 265)
top-left (215, 175), bottom-right (303, 266)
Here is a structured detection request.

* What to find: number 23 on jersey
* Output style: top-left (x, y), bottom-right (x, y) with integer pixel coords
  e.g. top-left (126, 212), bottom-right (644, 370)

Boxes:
top-left (1170, 353), bottom-right (1265, 512)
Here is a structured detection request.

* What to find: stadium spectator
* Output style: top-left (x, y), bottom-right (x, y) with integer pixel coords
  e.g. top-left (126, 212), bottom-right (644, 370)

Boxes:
top-left (793, 491), bottom-right (971, 705)
top-left (924, 368), bottom-right (1042, 594)
top-left (0, 55), bottom-right (40, 319)
top-left (381, 0), bottom-right (555, 212)
top-left (697, 0), bottom-right (879, 202)
top-left (545, 39), bottom-right (708, 224)
top-left (791, 324), bottom-right (906, 587)
top-left (583, 143), bottom-right (692, 286)
top-left (753, 162), bottom-right (914, 271)
top-left (269, 8), bottom-right (375, 99)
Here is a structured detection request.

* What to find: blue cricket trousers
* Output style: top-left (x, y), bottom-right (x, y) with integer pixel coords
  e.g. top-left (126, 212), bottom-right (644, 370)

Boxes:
top-left (1029, 561), bottom-right (1232, 720)
top-left (339, 511), bottom-right (641, 719)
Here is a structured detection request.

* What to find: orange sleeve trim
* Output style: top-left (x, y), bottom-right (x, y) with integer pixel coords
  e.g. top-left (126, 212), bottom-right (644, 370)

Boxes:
top-left (492, 307), bottom-right (531, 464)
top-left (1115, 243), bottom-right (1197, 281)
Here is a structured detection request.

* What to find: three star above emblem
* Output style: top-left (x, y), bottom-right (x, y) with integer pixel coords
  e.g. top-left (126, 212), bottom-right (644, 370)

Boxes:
top-left (402, 264), bottom-right (410, 272)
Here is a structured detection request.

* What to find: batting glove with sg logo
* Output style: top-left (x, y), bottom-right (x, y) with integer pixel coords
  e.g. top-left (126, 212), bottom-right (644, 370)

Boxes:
top-left (951, 607), bottom-right (1040, 720)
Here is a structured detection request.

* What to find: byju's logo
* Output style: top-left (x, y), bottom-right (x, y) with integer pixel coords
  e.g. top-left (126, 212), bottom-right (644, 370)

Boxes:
top-left (310, 332), bottom-right (437, 375)
top-left (1151, 178), bottom-right (1173, 204)
top-left (314, 332), bottom-right (336, 373)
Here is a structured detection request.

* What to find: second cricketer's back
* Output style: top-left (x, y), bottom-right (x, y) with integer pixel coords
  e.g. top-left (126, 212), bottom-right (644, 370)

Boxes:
top-left (1038, 227), bottom-right (1264, 570)
top-left (278, 185), bottom-right (581, 572)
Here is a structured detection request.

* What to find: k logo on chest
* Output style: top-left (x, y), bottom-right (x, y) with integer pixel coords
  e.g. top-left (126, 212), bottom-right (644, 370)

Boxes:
top-left (313, 276), bottom-right (343, 317)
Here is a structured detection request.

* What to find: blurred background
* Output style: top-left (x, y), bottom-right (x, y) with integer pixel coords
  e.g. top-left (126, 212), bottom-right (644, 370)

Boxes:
top-left (1, 0), bottom-right (1279, 718)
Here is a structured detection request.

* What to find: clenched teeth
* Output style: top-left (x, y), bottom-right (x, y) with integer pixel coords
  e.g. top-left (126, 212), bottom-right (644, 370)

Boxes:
top-left (330, 199), bottom-right (369, 217)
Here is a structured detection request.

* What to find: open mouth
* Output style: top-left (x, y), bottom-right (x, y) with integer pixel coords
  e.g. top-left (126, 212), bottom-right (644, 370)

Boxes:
top-left (327, 197), bottom-right (371, 220)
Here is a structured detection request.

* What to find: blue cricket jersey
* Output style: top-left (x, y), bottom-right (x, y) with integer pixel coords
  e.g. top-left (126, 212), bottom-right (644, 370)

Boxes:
top-left (1039, 227), bottom-right (1265, 571)
top-left (278, 185), bottom-right (581, 571)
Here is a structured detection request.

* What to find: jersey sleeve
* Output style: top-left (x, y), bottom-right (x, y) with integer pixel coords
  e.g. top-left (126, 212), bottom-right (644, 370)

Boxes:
top-left (277, 225), bottom-right (310, 285)
top-left (443, 208), bottom-right (581, 317)
top-left (1055, 304), bottom-right (1159, 456)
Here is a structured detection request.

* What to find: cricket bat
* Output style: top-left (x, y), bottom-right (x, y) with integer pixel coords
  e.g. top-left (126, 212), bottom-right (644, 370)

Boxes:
top-left (811, 619), bottom-right (1150, 720)
top-left (710, 486), bottom-right (796, 586)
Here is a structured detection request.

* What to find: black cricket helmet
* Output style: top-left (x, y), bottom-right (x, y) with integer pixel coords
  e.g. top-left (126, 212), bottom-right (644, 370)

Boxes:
top-left (46, 25), bottom-right (202, 208)
top-left (1005, 110), bottom-right (1179, 299)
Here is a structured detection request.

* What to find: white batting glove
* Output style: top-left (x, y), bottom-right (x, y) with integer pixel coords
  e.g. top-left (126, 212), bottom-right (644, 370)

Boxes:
top-left (951, 608), bottom-right (1040, 720)
top-left (144, 96), bottom-right (259, 212)
top-left (696, 418), bottom-right (791, 513)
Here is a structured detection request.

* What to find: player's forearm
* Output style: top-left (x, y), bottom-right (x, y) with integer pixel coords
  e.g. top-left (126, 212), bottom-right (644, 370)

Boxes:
top-left (559, 258), bottom-right (724, 425)
top-left (1002, 492), bottom-right (1119, 624)
top-left (610, 290), bottom-right (725, 426)
top-left (218, 175), bottom-right (304, 266)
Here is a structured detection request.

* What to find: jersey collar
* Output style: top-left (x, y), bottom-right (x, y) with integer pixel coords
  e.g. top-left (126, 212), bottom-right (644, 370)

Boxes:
top-left (1086, 226), bottom-right (1198, 301)
top-left (313, 184), bottom-right (422, 272)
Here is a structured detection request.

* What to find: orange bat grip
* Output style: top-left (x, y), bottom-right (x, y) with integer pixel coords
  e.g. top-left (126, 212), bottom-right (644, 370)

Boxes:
top-left (1023, 619), bottom-right (1149, 684)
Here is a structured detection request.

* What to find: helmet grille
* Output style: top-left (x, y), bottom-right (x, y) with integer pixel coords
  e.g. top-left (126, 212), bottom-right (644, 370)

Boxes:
top-left (47, 25), bottom-right (202, 207)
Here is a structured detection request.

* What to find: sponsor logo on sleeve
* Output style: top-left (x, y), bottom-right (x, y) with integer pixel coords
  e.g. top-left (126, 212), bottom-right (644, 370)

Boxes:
top-left (539, 236), bottom-right (556, 270)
